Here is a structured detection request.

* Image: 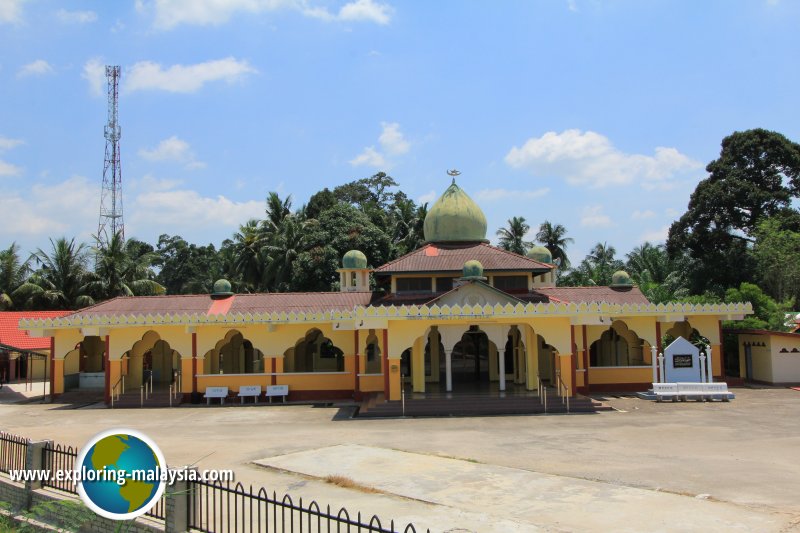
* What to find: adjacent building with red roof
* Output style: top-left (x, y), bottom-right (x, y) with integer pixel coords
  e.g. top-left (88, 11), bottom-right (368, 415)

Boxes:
top-left (0, 311), bottom-right (70, 382)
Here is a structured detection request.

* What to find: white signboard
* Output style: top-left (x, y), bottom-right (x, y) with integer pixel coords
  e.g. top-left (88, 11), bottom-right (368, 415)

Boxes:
top-left (664, 336), bottom-right (701, 383)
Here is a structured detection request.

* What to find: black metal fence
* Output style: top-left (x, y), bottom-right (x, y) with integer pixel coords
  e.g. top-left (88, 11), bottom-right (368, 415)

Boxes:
top-left (42, 442), bottom-right (78, 494)
top-left (189, 480), bottom-right (427, 533)
top-left (0, 431), bottom-right (28, 474)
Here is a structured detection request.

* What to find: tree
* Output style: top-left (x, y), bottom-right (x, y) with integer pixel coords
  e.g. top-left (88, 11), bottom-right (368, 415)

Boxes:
top-left (724, 282), bottom-right (792, 331)
top-left (264, 215), bottom-right (307, 291)
top-left (154, 235), bottom-right (221, 295)
top-left (232, 220), bottom-right (268, 292)
top-left (535, 221), bottom-right (574, 269)
top-left (13, 237), bottom-right (94, 310)
top-left (290, 204), bottom-right (391, 291)
top-left (751, 218), bottom-right (800, 304)
top-left (667, 129), bottom-right (800, 295)
top-left (264, 192), bottom-right (292, 233)
top-left (85, 232), bottom-right (164, 300)
top-left (496, 217), bottom-right (531, 255)
top-left (560, 242), bottom-right (624, 287)
top-left (0, 243), bottom-right (30, 310)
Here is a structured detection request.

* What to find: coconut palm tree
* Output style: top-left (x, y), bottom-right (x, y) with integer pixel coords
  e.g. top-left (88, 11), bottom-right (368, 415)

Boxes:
top-left (535, 221), bottom-right (574, 268)
top-left (232, 219), bottom-right (268, 291)
top-left (496, 217), bottom-right (531, 255)
top-left (0, 243), bottom-right (30, 310)
top-left (264, 216), bottom-right (307, 291)
top-left (85, 232), bottom-right (164, 300)
top-left (13, 237), bottom-right (95, 310)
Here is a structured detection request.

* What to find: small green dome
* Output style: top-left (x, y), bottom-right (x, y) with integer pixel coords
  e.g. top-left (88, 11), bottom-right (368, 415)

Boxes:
top-left (527, 245), bottom-right (552, 264)
top-left (423, 180), bottom-right (488, 243)
top-left (211, 279), bottom-right (233, 299)
top-left (611, 270), bottom-right (633, 287)
top-left (342, 250), bottom-right (368, 269)
top-left (462, 259), bottom-right (485, 279)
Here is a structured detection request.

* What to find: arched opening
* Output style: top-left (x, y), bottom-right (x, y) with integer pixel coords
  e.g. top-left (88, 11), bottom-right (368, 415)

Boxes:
top-left (443, 326), bottom-right (497, 385)
top-left (590, 321), bottom-right (646, 367)
top-left (663, 321), bottom-right (709, 350)
top-left (124, 331), bottom-right (182, 389)
top-left (63, 336), bottom-right (105, 391)
top-left (284, 329), bottom-right (344, 372)
top-left (365, 332), bottom-right (382, 374)
top-left (203, 331), bottom-right (264, 374)
top-left (536, 334), bottom-right (557, 383)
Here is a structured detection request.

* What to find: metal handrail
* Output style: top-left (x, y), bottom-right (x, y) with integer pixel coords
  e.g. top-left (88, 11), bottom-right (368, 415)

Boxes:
top-left (110, 374), bottom-right (125, 408)
top-left (537, 376), bottom-right (547, 413)
top-left (556, 372), bottom-right (570, 413)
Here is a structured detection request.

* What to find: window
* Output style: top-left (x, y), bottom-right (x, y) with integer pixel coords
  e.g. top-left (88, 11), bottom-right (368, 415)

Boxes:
top-left (351, 272), bottom-right (357, 287)
top-left (396, 277), bottom-right (432, 293)
top-left (436, 277), bottom-right (457, 292)
top-left (493, 275), bottom-right (528, 290)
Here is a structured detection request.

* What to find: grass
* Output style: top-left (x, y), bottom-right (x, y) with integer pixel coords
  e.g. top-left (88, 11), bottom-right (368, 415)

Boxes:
top-left (322, 475), bottom-right (381, 494)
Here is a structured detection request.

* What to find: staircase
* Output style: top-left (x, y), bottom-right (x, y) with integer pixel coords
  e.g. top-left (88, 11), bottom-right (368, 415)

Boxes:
top-left (111, 387), bottom-right (183, 408)
top-left (357, 389), bottom-right (611, 418)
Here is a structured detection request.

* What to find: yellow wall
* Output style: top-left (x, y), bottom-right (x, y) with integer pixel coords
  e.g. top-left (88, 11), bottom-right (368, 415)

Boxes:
top-left (589, 366), bottom-right (653, 385)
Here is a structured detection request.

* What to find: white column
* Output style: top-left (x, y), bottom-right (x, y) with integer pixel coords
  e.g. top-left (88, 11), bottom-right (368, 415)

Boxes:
top-left (445, 349), bottom-right (452, 392)
top-left (658, 352), bottom-right (665, 383)
top-left (699, 353), bottom-right (706, 383)
top-left (706, 348), bottom-right (713, 383)
top-left (498, 349), bottom-right (506, 391)
top-left (651, 346), bottom-right (658, 384)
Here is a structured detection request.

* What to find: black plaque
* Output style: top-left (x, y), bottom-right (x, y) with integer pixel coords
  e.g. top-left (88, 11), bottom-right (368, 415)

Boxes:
top-left (672, 354), bottom-right (694, 368)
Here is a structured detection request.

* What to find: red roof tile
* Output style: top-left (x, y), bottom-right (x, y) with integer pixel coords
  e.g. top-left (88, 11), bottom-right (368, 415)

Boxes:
top-left (0, 311), bottom-right (71, 350)
top-left (68, 292), bottom-right (376, 318)
top-left (374, 243), bottom-right (552, 274)
top-left (534, 286), bottom-right (650, 305)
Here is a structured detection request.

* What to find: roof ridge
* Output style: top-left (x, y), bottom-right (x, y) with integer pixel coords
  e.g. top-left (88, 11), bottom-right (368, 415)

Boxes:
top-left (479, 242), bottom-right (552, 269)
top-left (373, 244), bottom-right (433, 272)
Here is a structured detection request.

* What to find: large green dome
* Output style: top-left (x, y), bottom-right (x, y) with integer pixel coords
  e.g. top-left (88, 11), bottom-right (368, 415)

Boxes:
top-left (342, 250), bottom-right (368, 269)
top-left (423, 180), bottom-right (488, 243)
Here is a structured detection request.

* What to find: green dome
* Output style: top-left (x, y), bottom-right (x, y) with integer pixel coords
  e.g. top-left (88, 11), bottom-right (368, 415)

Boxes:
top-left (342, 250), bottom-right (368, 269)
top-left (611, 270), bottom-right (633, 287)
top-left (423, 180), bottom-right (488, 243)
top-left (462, 259), bottom-right (485, 279)
top-left (211, 279), bottom-right (233, 298)
top-left (527, 245), bottom-right (552, 264)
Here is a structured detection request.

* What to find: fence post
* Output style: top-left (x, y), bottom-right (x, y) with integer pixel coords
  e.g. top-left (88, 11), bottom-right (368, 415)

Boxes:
top-left (165, 467), bottom-right (195, 533)
top-left (24, 440), bottom-right (52, 508)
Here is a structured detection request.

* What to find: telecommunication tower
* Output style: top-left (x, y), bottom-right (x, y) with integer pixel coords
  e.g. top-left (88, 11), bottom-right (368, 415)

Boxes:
top-left (97, 65), bottom-right (124, 247)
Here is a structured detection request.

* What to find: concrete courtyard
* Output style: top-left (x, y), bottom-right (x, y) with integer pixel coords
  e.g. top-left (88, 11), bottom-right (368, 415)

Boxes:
top-left (1, 387), bottom-right (799, 531)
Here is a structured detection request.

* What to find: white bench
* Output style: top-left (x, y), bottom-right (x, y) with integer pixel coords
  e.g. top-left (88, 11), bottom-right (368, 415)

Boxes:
top-left (653, 383), bottom-right (679, 402)
top-left (238, 385), bottom-right (261, 404)
top-left (204, 386), bottom-right (229, 405)
top-left (266, 385), bottom-right (289, 403)
top-left (677, 382), bottom-right (730, 402)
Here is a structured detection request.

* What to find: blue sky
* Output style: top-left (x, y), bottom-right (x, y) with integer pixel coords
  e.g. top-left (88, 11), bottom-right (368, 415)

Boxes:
top-left (1, 0), bottom-right (798, 266)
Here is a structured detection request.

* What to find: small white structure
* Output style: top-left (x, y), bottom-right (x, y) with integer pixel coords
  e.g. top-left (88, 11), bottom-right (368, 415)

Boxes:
top-left (238, 385), bottom-right (261, 404)
top-left (646, 336), bottom-right (731, 401)
top-left (204, 386), bottom-right (229, 405)
top-left (735, 329), bottom-right (800, 385)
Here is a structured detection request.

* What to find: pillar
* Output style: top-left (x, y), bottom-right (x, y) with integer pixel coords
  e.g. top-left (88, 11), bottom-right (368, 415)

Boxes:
top-left (524, 326), bottom-right (537, 390)
top-left (430, 329), bottom-right (440, 383)
top-left (412, 336), bottom-right (425, 393)
top-left (104, 335), bottom-right (111, 405)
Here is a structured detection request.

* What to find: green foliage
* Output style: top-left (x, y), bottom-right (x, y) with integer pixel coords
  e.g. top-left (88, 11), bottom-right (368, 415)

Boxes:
top-left (667, 128), bottom-right (800, 295)
top-left (13, 237), bottom-right (94, 310)
top-left (535, 221), bottom-right (573, 269)
top-left (560, 242), bottom-right (624, 287)
top-left (496, 217), bottom-right (531, 255)
top-left (723, 282), bottom-right (792, 331)
top-left (0, 243), bottom-right (30, 310)
top-left (751, 217), bottom-right (800, 304)
top-left (155, 234), bottom-right (222, 295)
top-left (85, 231), bottom-right (164, 300)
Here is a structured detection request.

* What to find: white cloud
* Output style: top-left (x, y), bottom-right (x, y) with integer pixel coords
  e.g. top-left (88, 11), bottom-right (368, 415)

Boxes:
top-left (378, 122), bottom-right (409, 155)
top-left (125, 57), bottom-right (257, 93)
top-left (417, 190), bottom-right (437, 204)
top-left (0, 0), bottom-right (24, 24)
top-left (82, 58), bottom-right (106, 96)
top-left (640, 225), bottom-right (670, 243)
top-left (580, 205), bottom-right (613, 228)
top-left (130, 187), bottom-right (264, 234)
top-left (0, 136), bottom-right (23, 176)
top-left (306, 0), bottom-right (393, 24)
top-left (139, 136), bottom-right (206, 169)
top-left (17, 59), bottom-right (53, 78)
top-left (350, 121), bottom-right (409, 167)
top-left (0, 176), bottom-right (96, 238)
top-left (505, 129), bottom-right (701, 189)
top-left (664, 207), bottom-right (680, 217)
top-left (567, 0), bottom-right (578, 12)
top-left (631, 209), bottom-right (656, 220)
top-left (349, 146), bottom-right (385, 168)
top-left (474, 188), bottom-right (550, 202)
top-left (146, 0), bottom-right (392, 29)
top-left (56, 9), bottom-right (97, 23)
top-left (0, 136), bottom-right (23, 151)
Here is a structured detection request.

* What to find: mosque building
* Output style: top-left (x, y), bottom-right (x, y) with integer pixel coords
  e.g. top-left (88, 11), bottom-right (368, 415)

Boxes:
top-left (19, 180), bottom-right (752, 407)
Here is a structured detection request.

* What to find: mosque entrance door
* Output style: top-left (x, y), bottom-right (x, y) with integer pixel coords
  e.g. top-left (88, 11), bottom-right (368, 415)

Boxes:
top-left (446, 327), bottom-right (490, 386)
